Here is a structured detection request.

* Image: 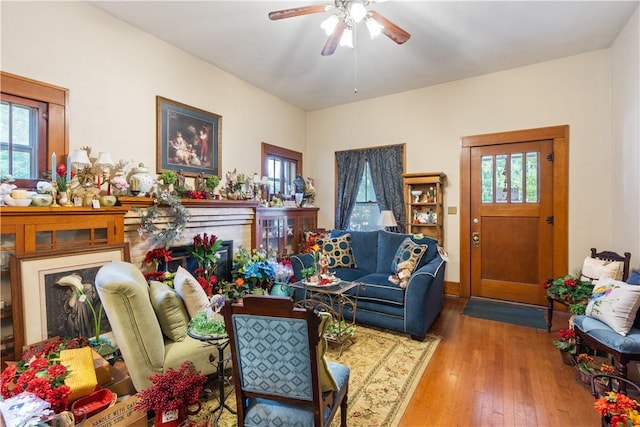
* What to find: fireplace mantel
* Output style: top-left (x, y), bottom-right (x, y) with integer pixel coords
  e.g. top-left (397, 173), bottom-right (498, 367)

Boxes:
top-left (120, 197), bottom-right (259, 267)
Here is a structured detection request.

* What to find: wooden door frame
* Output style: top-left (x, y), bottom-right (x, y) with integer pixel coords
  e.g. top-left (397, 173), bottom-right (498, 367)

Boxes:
top-left (460, 125), bottom-right (569, 298)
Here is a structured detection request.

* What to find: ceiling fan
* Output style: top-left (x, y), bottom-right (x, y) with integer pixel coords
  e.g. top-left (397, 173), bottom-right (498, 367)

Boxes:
top-left (268, 0), bottom-right (411, 56)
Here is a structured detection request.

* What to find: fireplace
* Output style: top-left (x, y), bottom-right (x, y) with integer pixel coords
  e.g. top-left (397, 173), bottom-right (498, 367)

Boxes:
top-left (161, 240), bottom-right (234, 282)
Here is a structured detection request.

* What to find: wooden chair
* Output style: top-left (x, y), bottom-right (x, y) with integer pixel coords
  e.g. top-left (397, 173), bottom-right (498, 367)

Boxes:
top-left (222, 295), bottom-right (349, 427)
top-left (546, 248), bottom-right (631, 331)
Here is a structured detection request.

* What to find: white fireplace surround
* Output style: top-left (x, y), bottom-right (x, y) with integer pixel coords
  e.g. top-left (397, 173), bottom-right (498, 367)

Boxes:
top-left (124, 204), bottom-right (256, 268)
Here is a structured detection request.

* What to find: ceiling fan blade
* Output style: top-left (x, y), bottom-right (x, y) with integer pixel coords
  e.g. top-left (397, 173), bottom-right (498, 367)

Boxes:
top-left (268, 5), bottom-right (328, 20)
top-left (321, 20), bottom-right (347, 56)
top-left (369, 10), bottom-right (410, 44)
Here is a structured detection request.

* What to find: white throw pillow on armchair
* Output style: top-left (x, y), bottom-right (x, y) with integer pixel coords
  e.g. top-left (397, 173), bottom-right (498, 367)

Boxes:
top-left (174, 266), bottom-right (210, 317)
top-left (580, 257), bottom-right (623, 284)
top-left (585, 277), bottom-right (640, 336)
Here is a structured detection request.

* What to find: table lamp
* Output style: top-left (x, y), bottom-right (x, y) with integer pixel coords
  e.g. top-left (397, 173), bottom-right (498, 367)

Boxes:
top-left (378, 210), bottom-right (398, 232)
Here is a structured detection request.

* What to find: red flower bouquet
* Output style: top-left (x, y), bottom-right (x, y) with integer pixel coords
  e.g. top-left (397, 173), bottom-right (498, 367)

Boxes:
top-left (1, 337), bottom-right (87, 413)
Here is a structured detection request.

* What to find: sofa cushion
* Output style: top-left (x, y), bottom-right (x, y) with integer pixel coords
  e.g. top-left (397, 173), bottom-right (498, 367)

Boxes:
top-left (391, 237), bottom-right (427, 273)
top-left (174, 266), bottom-right (210, 317)
top-left (149, 280), bottom-right (189, 342)
top-left (332, 267), bottom-right (371, 282)
top-left (353, 273), bottom-right (405, 305)
top-left (581, 256), bottom-right (624, 283)
top-left (586, 278), bottom-right (640, 336)
top-left (377, 231), bottom-right (437, 273)
top-left (317, 234), bottom-right (356, 268)
top-left (330, 230), bottom-right (379, 274)
top-left (574, 315), bottom-right (640, 354)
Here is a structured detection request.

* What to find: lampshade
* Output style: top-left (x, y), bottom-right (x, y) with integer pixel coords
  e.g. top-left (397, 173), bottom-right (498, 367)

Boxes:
top-left (378, 210), bottom-right (397, 227)
top-left (95, 152), bottom-right (115, 169)
top-left (70, 149), bottom-right (91, 167)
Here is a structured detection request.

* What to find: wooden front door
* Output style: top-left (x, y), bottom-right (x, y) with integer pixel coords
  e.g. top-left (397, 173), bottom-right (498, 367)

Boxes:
top-left (460, 126), bottom-right (569, 306)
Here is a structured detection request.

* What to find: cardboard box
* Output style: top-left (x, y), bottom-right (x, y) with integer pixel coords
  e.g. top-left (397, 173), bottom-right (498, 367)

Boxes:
top-left (92, 349), bottom-right (111, 386)
top-left (78, 395), bottom-right (146, 427)
top-left (103, 363), bottom-right (135, 397)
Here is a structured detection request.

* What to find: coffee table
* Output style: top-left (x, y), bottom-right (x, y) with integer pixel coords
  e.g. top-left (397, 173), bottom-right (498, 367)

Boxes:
top-left (290, 279), bottom-right (361, 355)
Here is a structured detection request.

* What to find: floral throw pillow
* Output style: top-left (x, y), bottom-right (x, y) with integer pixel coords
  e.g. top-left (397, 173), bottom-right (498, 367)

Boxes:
top-left (586, 277), bottom-right (640, 336)
top-left (391, 237), bottom-right (428, 273)
top-left (317, 234), bottom-right (356, 268)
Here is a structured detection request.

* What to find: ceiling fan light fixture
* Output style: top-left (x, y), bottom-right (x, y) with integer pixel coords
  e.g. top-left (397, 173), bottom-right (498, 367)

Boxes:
top-left (320, 14), bottom-right (340, 35)
top-left (339, 26), bottom-right (354, 48)
top-left (348, 2), bottom-right (367, 23)
top-left (365, 15), bottom-right (383, 38)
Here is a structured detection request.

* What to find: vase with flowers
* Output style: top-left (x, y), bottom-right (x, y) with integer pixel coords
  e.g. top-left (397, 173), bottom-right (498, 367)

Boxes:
top-left (232, 246), bottom-right (276, 295)
top-left (544, 274), bottom-right (594, 315)
top-left (270, 259), bottom-right (294, 297)
top-left (134, 361), bottom-right (206, 427)
top-left (1, 337), bottom-right (87, 413)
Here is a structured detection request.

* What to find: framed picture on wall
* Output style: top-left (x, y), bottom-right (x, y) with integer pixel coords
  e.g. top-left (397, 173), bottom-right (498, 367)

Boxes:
top-left (156, 96), bottom-right (222, 178)
top-left (10, 244), bottom-right (130, 352)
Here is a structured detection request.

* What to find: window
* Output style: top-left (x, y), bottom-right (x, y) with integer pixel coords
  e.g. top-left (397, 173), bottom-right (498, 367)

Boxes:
top-left (261, 142), bottom-right (302, 197)
top-left (1, 72), bottom-right (68, 189)
top-left (1, 94), bottom-right (47, 184)
top-left (481, 151), bottom-right (539, 204)
top-left (349, 162), bottom-right (381, 231)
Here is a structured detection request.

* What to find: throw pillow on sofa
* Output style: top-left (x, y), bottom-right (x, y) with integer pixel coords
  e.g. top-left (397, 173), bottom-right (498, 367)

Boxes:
top-left (580, 256), bottom-right (623, 283)
top-left (585, 277), bottom-right (640, 336)
top-left (149, 280), bottom-right (190, 341)
top-left (317, 234), bottom-right (356, 268)
top-left (391, 237), bottom-right (428, 273)
top-left (174, 266), bottom-right (210, 317)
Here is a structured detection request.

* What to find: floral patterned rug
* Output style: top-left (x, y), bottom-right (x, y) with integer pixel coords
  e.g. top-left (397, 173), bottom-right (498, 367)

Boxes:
top-left (190, 325), bottom-right (440, 427)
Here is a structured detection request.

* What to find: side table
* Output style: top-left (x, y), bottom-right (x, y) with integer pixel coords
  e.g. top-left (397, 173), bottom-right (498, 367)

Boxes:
top-left (187, 329), bottom-right (236, 425)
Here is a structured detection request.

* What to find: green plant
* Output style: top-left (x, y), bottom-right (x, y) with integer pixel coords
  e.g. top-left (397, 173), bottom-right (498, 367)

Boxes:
top-left (160, 170), bottom-right (178, 185)
top-left (553, 328), bottom-right (577, 353)
top-left (301, 267), bottom-right (316, 279)
top-left (204, 175), bottom-right (220, 190)
top-left (543, 274), bottom-right (594, 315)
top-left (189, 311), bottom-right (227, 337)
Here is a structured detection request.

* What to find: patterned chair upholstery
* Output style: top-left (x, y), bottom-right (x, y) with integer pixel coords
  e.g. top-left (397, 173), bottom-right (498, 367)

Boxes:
top-left (223, 295), bottom-right (350, 427)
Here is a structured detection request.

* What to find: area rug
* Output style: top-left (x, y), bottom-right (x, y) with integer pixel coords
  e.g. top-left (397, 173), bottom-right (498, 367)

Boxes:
top-left (189, 325), bottom-right (440, 427)
top-left (462, 298), bottom-right (547, 330)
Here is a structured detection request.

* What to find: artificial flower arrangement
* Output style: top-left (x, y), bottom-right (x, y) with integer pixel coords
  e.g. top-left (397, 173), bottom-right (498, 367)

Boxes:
top-left (134, 361), bottom-right (206, 415)
top-left (143, 247), bottom-right (176, 286)
top-left (594, 391), bottom-right (640, 427)
top-left (1, 337), bottom-right (88, 413)
top-left (232, 246), bottom-right (276, 293)
top-left (188, 233), bottom-right (222, 290)
top-left (543, 274), bottom-right (594, 314)
top-left (553, 328), bottom-right (577, 353)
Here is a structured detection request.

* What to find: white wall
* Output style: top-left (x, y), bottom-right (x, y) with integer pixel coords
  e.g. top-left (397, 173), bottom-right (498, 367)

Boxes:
top-left (3, 2), bottom-right (637, 284)
top-left (611, 8), bottom-right (640, 264)
top-left (307, 50), bottom-right (616, 282)
top-left (1, 1), bottom-right (307, 181)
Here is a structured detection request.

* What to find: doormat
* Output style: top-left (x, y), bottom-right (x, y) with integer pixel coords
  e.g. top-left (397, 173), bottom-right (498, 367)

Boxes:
top-left (462, 298), bottom-right (547, 330)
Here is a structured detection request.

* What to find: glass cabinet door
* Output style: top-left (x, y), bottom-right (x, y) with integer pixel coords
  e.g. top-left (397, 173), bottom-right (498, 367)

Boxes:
top-left (1, 229), bottom-right (17, 361)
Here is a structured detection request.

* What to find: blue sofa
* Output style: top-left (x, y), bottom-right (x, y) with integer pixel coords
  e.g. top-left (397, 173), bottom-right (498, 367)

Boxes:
top-left (290, 230), bottom-right (446, 341)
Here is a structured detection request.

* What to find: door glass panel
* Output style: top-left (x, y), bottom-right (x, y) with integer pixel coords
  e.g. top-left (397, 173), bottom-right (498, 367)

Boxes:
top-left (495, 154), bottom-right (507, 203)
top-left (526, 152), bottom-right (539, 203)
top-left (481, 156), bottom-right (493, 203)
top-left (510, 153), bottom-right (523, 203)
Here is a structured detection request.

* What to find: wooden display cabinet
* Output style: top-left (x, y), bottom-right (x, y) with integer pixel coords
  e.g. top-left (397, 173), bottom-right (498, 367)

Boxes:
top-left (403, 172), bottom-right (446, 245)
top-left (255, 207), bottom-right (319, 257)
top-left (0, 206), bottom-right (128, 363)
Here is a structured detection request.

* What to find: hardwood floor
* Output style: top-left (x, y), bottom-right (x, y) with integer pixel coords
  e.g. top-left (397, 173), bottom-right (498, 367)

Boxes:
top-left (398, 296), bottom-right (603, 426)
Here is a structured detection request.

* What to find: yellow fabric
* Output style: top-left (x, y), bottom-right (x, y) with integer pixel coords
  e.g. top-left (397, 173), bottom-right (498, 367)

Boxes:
top-left (317, 312), bottom-right (338, 392)
top-left (61, 347), bottom-right (98, 402)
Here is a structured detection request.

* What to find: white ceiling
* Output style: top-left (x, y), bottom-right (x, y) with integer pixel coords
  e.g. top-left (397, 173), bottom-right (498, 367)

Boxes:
top-left (88, 1), bottom-right (639, 111)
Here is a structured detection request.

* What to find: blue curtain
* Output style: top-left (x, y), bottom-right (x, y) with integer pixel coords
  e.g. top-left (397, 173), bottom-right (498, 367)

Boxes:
top-left (335, 150), bottom-right (366, 229)
top-left (366, 145), bottom-right (405, 232)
